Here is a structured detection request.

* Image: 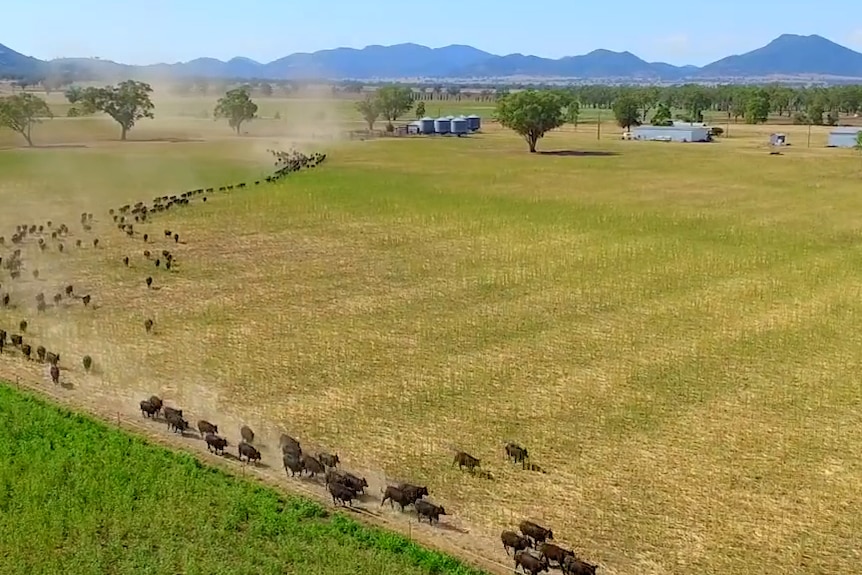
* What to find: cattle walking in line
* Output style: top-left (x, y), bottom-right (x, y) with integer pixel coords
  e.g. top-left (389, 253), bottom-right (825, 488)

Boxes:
top-left (283, 452), bottom-right (305, 477)
top-left (514, 550), bottom-right (549, 575)
top-left (205, 433), bottom-right (228, 455)
top-left (328, 481), bottom-right (357, 507)
top-left (505, 442), bottom-right (528, 463)
top-left (501, 531), bottom-right (532, 555)
top-left (519, 520), bottom-right (554, 545)
top-left (238, 442), bottom-right (261, 465)
top-left (140, 400), bottom-right (159, 418)
top-left (415, 500), bottom-right (447, 525)
top-left (453, 450), bottom-right (480, 471)
top-left (539, 542), bottom-right (575, 567)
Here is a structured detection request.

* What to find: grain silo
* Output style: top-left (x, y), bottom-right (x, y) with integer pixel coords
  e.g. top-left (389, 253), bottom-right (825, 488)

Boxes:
top-left (417, 117), bottom-right (435, 135)
top-left (450, 116), bottom-right (469, 135)
top-left (466, 114), bottom-right (481, 131)
top-left (434, 117), bottom-right (451, 134)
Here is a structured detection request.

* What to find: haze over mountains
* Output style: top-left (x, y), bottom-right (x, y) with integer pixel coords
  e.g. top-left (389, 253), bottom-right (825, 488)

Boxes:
top-left (3, 34), bottom-right (862, 82)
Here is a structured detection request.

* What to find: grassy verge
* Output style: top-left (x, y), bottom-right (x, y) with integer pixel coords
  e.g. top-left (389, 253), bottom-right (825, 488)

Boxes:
top-left (0, 383), bottom-right (486, 575)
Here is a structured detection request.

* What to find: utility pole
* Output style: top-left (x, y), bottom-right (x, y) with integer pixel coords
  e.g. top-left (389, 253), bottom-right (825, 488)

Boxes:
top-left (807, 122), bottom-right (812, 148)
top-left (597, 108), bottom-right (602, 141)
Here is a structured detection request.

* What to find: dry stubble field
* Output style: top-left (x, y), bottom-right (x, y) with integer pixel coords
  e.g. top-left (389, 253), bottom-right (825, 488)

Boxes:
top-left (1, 96), bottom-right (861, 575)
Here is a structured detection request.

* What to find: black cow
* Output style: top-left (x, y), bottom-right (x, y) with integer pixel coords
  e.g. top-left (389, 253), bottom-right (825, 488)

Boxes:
top-left (519, 520), bottom-right (554, 545)
top-left (240, 425), bottom-right (255, 443)
top-left (238, 442), bottom-right (261, 464)
top-left (283, 452), bottom-right (304, 477)
top-left (453, 451), bottom-right (480, 471)
top-left (328, 482), bottom-right (357, 507)
top-left (380, 486), bottom-right (412, 511)
top-left (280, 434), bottom-right (301, 455)
top-left (301, 454), bottom-right (325, 477)
top-left (166, 412), bottom-right (189, 434)
top-left (414, 500), bottom-right (446, 524)
top-left (562, 556), bottom-right (598, 575)
top-left (140, 400), bottom-right (159, 418)
top-left (514, 550), bottom-right (549, 575)
top-left (197, 420), bottom-right (218, 436)
top-left (205, 433), bottom-right (228, 455)
top-left (501, 530), bottom-right (532, 555)
top-left (317, 452), bottom-right (339, 468)
top-left (540, 542), bottom-right (575, 567)
top-left (163, 406), bottom-right (183, 420)
top-left (505, 442), bottom-right (529, 463)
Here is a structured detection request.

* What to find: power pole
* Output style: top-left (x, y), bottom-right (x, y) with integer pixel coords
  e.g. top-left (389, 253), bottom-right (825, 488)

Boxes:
top-left (597, 108), bottom-right (602, 141)
top-left (807, 122), bottom-right (812, 148)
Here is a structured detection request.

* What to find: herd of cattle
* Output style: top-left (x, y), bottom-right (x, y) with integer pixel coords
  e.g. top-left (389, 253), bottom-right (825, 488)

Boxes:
top-left (1, 147), bottom-right (599, 574)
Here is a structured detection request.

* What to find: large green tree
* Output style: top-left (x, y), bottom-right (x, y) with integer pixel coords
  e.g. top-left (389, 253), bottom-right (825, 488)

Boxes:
top-left (373, 86), bottom-right (413, 129)
top-left (0, 93), bottom-right (53, 147)
top-left (651, 103), bottom-right (673, 126)
top-left (213, 87), bottom-right (258, 134)
top-left (66, 80), bottom-right (154, 140)
top-left (612, 95), bottom-right (641, 131)
top-left (744, 91), bottom-right (770, 124)
top-left (494, 89), bottom-right (566, 152)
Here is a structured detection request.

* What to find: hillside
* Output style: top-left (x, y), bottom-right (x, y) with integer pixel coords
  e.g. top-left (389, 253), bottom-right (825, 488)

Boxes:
top-left (2, 34), bottom-right (862, 81)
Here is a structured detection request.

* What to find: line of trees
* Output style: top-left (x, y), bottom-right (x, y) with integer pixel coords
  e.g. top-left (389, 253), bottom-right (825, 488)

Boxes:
top-left (0, 80), bottom-right (265, 145)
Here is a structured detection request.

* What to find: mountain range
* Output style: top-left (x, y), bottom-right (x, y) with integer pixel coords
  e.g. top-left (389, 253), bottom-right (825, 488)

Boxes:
top-left (3, 34), bottom-right (862, 82)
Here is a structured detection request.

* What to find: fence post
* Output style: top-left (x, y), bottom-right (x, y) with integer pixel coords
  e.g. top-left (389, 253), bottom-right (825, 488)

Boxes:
top-left (117, 412), bottom-right (120, 427)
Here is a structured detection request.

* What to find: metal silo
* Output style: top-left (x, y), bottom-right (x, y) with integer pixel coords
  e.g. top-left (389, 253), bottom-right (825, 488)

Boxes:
top-left (466, 114), bottom-right (481, 131)
top-left (418, 117), bottom-right (435, 135)
top-left (434, 117), bottom-right (451, 134)
top-left (450, 116), bottom-right (469, 135)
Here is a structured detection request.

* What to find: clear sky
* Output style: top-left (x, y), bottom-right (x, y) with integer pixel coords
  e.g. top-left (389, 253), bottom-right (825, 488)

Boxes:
top-left (3, 0), bottom-right (861, 67)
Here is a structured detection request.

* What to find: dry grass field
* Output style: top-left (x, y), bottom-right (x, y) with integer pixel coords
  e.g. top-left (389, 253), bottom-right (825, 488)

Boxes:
top-left (1, 95), bottom-right (861, 575)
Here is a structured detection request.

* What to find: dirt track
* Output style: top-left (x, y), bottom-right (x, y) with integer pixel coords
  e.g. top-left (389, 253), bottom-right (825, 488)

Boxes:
top-left (0, 356), bottom-right (527, 575)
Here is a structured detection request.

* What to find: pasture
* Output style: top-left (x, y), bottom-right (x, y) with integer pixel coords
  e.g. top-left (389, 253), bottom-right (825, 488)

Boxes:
top-left (1, 93), bottom-right (862, 575)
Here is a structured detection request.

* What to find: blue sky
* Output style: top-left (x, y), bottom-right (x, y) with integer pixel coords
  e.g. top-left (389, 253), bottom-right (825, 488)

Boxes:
top-left (3, 0), bottom-right (862, 66)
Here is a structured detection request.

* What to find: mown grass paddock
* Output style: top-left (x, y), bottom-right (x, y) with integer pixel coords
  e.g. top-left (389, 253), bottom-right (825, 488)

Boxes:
top-left (1, 95), bottom-right (862, 575)
top-left (0, 384), bottom-right (484, 575)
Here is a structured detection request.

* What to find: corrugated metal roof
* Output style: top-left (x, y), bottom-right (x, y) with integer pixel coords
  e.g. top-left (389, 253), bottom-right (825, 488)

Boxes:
top-left (633, 125), bottom-right (706, 131)
top-left (829, 127), bottom-right (862, 134)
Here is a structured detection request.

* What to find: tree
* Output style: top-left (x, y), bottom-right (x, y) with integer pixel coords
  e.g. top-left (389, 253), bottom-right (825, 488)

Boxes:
top-left (0, 93), bottom-right (53, 147)
top-left (67, 80), bottom-right (154, 140)
top-left (564, 98), bottom-right (580, 130)
top-left (355, 95), bottom-right (380, 131)
top-left (213, 87), bottom-right (258, 134)
top-left (415, 100), bottom-right (426, 119)
top-left (494, 89), bottom-right (566, 153)
top-left (744, 93), bottom-right (770, 124)
top-left (259, 82), bottom-right (273, 97)
top-left (612, 95), bottom-right (641, 131)
top-left (855, 131), bottom-right (862, 158)
top-left (373, 86), bottom-right (413, 129)
top-left (651, 102), bottom-right (673, 126)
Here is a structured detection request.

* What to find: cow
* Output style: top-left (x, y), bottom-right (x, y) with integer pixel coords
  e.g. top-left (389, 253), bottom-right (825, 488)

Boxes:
top-left (166, 412), bottom-right (189, 434)
top-left (280, 434), bottom-right (301, 455)
top-left (317, 452), bottom-right (339, 468)
top-left (396, 483), bottom-right (429, 503)
top-left (140, 400), bottom-right (159, 418)
top-left (519, 520), bottom-right (554, 545)
top-left (301, 454), bottom-right (325, 478)
top-left (562, 556), bottom-right (598, 575)
top-left (205, 433), bottom-right (228, 455)
top-left (148, 396), bottom-right (163, 413)
top-left (328, 482), bottom-right (357, 507)
top-left (326, 469), bottom-right (368, 494)
top-left (283, 452), bottom-right (305, 477)
top-left (380, 486), bottom-right (413, 511)
top-left (197, 420), bottom-right (218, 436)
top-left (240, 425), bottom-right (255, 443)
top-left (414, 500), bottom-right (446, 525)
top-left (501, 530), bottom-right (532, 555)
top-left (514, 550), bottom-right (549, 575)
top-left (163, 406), bottom-right (183, 420)
top-left (505, 442), bottom-right (529, 463)
top-left (238, 442), bottom-right (261, 465)
top-left (50, 364), bottom-right (59, 384)
top-left (540, 542), bottom-right (575, 567)
top-left (453, 451), bottom-right (480, 471)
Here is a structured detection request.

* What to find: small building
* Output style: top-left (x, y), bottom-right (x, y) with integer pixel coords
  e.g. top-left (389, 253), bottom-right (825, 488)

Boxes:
top-left (631, 125), bottom-right (710, 143)
top-left (827, 127), bottom-right (862, 148)
top-left (770, 133), bottom-right (787, 146)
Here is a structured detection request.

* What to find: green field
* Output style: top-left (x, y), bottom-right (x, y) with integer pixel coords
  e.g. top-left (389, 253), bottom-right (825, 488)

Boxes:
top-left (1, 96), bottom-right (861, 575)
top-left (0, 384), bottom-right (483, 575)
